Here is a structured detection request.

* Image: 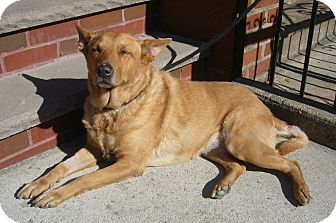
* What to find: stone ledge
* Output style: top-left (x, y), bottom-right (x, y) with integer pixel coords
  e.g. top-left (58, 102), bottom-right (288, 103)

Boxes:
top-left (0, 33), bottom-right (207, 140)
top-left (0, 0), bottom-right (150, 35)
top-left (234, 77), bottom-right (336, 149)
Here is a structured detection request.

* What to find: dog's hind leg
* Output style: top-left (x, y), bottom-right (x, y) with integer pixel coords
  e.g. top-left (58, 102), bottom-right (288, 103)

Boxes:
top-left (16, 147), bottom-right (100, 200)
top-left (204, 149), bottom-right (246, 199)
top-left (228, 139), bottom-right (310, 206)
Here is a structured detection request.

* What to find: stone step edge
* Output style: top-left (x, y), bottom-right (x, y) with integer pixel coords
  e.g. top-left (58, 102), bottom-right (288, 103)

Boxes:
top-left (0, 0), bottom-right (151, 35)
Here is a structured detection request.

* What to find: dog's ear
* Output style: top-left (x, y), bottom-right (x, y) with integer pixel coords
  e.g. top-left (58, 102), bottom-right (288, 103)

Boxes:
top-left (76, 25), bottom-right (95, 52)
top-left (140, 38), bottom-right (172, 64)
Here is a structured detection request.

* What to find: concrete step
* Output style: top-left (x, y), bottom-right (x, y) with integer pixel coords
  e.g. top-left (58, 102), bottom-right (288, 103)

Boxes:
top-left (279, 0), bottom-right (335, 60)
top-left (0, 32), bottom-right (207, 141)
top-left (0, 0), bottom-right (150, 35)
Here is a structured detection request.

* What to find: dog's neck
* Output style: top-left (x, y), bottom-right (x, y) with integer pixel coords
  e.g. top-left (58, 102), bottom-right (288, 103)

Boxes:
top-left (107, 76), bottom-right (150, 110)
top-left (87, 67), bottom-right (156, 111)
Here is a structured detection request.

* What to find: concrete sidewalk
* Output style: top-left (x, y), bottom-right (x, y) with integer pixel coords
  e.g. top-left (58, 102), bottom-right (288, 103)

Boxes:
top-left (0, 136), bottom-right (335, 223)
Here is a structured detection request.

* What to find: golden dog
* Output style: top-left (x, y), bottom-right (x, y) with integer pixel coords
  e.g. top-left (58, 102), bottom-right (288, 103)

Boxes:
top-left (16, 25), bottom-right (310, 208)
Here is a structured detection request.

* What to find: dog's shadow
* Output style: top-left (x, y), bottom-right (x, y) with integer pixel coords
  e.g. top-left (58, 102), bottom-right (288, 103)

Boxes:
top-left (14, 74), bottom-right (91, 198)
top-left (202, 158), bottom-right (299, 206)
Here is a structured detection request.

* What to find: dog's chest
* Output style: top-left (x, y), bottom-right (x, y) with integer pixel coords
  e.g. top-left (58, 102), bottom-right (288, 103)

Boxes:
top-left (83, 111), bottom-right (119, 157)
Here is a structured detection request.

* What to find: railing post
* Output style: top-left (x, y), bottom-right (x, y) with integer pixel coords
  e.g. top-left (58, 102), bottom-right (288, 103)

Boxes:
top-left (234, 0), bottom-right (248, 79)
top-left (269, 0), bottom-right (284, 86)
top-left (300, 0), bottom-right (319, 97)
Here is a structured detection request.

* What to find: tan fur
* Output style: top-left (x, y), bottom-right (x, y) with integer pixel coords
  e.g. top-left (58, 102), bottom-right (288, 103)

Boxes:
top-left (16, 26), bottom-right (310, 208)
top-left (274, 120), bottom-right (309, 156)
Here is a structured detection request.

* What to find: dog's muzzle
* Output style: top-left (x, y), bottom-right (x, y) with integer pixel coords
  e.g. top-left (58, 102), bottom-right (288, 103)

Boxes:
top-left (96, 63), bottom-right (114, 88)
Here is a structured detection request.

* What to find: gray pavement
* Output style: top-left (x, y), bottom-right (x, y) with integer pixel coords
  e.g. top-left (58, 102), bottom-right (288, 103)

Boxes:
top-left (0, 137), bottom-right (335, 223)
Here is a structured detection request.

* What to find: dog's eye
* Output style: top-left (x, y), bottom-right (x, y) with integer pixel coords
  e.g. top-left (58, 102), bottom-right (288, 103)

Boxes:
top-left (120, 49), bottom-right (130, 56)
top-left (92, 46), bottom-right (102, 53)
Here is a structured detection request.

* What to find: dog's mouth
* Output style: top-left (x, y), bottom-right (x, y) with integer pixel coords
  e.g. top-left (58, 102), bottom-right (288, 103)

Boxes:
top-left (95, 77), bottom-right (116, 89)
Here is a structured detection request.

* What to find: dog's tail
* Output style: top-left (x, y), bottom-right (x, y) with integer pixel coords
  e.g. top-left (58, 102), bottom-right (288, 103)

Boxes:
top-left (273, 117), bottom-right (309, 156)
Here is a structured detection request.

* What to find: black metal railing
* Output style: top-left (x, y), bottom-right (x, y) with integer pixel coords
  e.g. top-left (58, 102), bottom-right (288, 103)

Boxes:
top-left (268, 0), bottom-right (336, 107)
top-left (269, 0), bottom-right (284, 86)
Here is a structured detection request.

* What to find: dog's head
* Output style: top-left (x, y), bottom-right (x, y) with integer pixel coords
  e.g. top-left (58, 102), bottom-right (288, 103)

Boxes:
top-left (76, 25), bottom-right (171, 90)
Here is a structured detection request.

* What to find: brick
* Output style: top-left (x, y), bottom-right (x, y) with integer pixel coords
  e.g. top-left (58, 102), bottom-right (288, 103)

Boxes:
top-left (124, 4), bottom-right (146, 21)
top-left (0, 32), bottom-right (27, 53)
top-left (242, 67), bottom-right (247, 78)
top-left (246, 12), bottom-right (265, 30)
top-left (108, 19), bottom-right (145, 35)
top-left (0, 123), bottom-right (85, 169)
top-left (248, 58), bottom-right (271, 78)
top-left (245, 26), bottom-right (276, 45)
top-left (31, 109), bottom-right (83, 144)
top-left (249, 0), bottom-right (278, 8)
top-left (170, 68), bottom-right (181, 78)
top-left (243, 47), bottom-right (262, 65)
top-left (0, 131), bottom-right (30, 160)
top-left (244, 40), bottom-right (271, 62)
top-left (31, 126), bottom-right (57, 145)
top-left (80, 10), bottom-right (123, 30)
top-left (264, 41), bottom-right (273, 57)
top-left (59, 38), bottom-right (79, 56)
top-left (267, 8), bottom-right (278, 23)
top-left (29, 21), bottom-right (78, 45)
top-left (0, 137), bottom-right (57, 170)
top-left (181, 64), bottom-right (192, 80)
top-left (255, 0), bottom-right (278, 8)
top-left (124, 19), bottom-right (145, 35)
top-left (3, 43), bottom-right (57, 72)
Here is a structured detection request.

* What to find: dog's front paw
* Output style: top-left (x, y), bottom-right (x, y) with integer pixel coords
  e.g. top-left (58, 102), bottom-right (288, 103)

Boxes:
top-left (211, 184), bottom-right (231, 199)
top-left (32, 189), bottom-right (65, 208)
top-left (16, 178), bottom-right (52, 200)
top-left (294, 183), bottom-right (310, 206)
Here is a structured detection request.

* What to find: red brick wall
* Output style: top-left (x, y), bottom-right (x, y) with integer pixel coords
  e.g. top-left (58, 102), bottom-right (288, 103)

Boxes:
top-left (242, 0), bottom-right (279, 81)
top-left (0, 109), bottom-right (84, 169)
top-left (0, 3), bottom-right (149, 77)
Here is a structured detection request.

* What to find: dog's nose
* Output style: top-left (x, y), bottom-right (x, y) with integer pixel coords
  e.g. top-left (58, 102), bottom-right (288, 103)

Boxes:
top-left (97, 64), bottom-right (114, 79)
